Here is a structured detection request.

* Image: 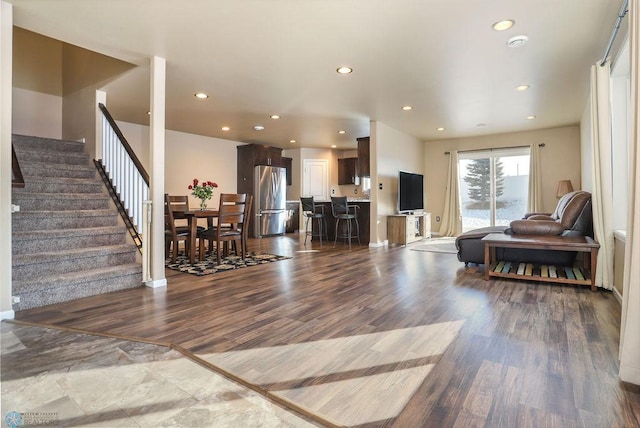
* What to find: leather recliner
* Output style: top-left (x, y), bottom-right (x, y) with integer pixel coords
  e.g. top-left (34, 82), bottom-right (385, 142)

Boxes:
top-left (506, 190), bottom-right (593, 237)
top-left (455, 190), bottom-right (593, 265)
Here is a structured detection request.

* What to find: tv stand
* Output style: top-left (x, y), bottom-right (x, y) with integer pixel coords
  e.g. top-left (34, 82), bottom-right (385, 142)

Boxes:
top-left (387, 213), bottom-right (431, 245)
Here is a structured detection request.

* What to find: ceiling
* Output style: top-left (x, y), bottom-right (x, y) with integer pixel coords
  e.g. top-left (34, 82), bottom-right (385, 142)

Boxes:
top-left (9, 0), bottom-right (626, 149)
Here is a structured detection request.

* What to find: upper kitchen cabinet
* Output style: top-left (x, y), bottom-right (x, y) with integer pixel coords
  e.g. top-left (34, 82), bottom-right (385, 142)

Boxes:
top-left (357, 137), bottom-right (370, 177)
top-left (248, 144), bottom-right (282, 167)
top-left (338, 157), bottom-right (359, 185)
top-left (237, 143), bottom-right (284, 194)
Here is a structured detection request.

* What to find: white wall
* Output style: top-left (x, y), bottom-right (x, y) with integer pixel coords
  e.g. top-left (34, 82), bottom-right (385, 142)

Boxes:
top-left (372, 121), bottom-right (424, 244)
top-left (116, 121), bottom-right (240, 209)
top-left (12, 87), bottom-right (62, 138)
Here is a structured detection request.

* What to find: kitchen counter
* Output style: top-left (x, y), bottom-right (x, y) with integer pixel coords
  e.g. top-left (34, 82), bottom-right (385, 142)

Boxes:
top-left (316, 198), bottom-right (370, 203)
top-left (312, 200), bottom-right (370, 245)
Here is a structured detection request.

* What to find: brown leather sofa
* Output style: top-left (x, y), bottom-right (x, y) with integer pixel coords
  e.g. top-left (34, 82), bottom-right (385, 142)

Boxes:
top-left (456, 190), bottom-right (593, 265)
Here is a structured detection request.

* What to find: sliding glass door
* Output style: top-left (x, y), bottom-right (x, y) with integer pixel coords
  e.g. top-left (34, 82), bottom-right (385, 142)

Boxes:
top-left (458, 147), bottom-right (530, 232)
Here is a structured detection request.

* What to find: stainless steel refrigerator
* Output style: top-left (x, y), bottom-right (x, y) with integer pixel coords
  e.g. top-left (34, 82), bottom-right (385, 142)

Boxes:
top-left (253, 165), bottom-right (287, 237)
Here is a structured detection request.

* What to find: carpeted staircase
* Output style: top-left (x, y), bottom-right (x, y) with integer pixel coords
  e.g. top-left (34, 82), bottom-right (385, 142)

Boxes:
top-left (11, 134), bottom-right (142, 311)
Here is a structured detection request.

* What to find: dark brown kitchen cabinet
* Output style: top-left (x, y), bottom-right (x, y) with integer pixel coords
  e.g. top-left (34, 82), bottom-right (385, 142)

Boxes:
top-left (338, 157), bottom-right (358, 185)
top-left (357, 136), bottom-right (370, 177)
top-left (250, 145), bottom-right (282, 167)
top-left (282, 157), bottom-right (292, 185)
top-left (237, 143), bottom-right (284, 194)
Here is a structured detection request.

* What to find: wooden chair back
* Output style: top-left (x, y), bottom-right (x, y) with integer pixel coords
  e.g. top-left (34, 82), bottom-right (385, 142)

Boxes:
top-left (164, 193), bottom-right (189, 262)
top-left (198, 193), bottom-right (248, 263)
top-left (166, 195), bottom-right (189, 219)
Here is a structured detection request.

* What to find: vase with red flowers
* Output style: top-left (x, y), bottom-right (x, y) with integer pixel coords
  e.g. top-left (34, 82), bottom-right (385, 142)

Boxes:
top-left (188, 178), bottom-right (218, 210)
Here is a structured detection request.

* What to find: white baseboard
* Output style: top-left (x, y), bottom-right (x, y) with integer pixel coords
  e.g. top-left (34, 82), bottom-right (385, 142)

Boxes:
top-left (145, 278), bottom-right (167, 288)
top-left (619, 364), bottom-right (640, 386)
top-left (1, 310), bottom-right (15, 320)
top-left (612, 286), bottom-right (623, 304)
top-left (369, 240), bottom-right (388, 248)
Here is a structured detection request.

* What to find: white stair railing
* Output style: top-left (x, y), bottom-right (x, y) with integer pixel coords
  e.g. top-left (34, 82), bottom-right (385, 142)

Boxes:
top-left (97, 103), bottom-right (149, 250)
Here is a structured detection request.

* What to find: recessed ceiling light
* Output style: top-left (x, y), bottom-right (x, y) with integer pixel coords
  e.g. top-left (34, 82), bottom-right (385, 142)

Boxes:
top-left (515, 85), bottom-right (530, 91)
top-left (331, 144), bottom-right (337, 148)
top-left (221, 126), bottom-right (230, 131)
top-left (507, 35), bottom-right (528, 48)
top-left (270, 114), bottom-right (281, 119)
top-left (194, 92), bottom-right (209, 99)
top-left (336, 66), bottom-right (353, 74)
top-left (477, 123), bottom-right (487, 127)
top-left (338, 130), bottom-right (346, 134)
top-left (527, 115), bottom-right (536, 120)
top-left (290, 139), bottom-right (296, 143)
top-left (436, 127), bottom-right (445, 131)
top-left (492, 20), bottom-right (515, 31)
top-left (402, 105), bottom-right (413, 111)
top-left (253, 125), bottom-right (265, 131)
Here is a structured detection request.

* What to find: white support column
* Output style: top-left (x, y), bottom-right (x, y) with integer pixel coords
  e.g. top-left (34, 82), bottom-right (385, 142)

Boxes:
top-left (146, 56), bottom-right (167, 288)
top-left (0, 1), bottom-right (14, 319)
top-left (95, 90), bottom-right (106, 161)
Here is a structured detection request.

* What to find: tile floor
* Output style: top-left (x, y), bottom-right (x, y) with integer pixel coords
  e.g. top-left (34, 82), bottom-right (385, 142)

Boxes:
top-left (0, 322), bottom-right (317, 427)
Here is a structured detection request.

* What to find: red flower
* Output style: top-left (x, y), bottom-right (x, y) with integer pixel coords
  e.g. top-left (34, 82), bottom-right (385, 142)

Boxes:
top-left (193, 178), bottom-right (199, 186)
top-left (212, 182), bottom-right (218, 188)
top-left (188, 185), bottom-right (193, 190)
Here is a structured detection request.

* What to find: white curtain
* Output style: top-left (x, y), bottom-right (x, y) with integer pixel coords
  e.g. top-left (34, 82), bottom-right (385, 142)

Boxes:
top-left (590, 61), bottom-right (615, 290)
top-left (439, 150), bottom-right (462, 236)
top-left (527, 144), bottom-right (542, 213)
top-left (619, 0), bottom-right (640, 386)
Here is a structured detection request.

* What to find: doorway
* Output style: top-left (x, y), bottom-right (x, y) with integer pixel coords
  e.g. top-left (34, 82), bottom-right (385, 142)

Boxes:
top-left (458, 147), bottom-right (530, 232)
top-left (302, 159), bottom-right (329, 201)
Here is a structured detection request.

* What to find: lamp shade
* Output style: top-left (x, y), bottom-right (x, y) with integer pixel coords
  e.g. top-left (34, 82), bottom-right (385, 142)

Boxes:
top-left (556, 179), bottom-right (574, 197)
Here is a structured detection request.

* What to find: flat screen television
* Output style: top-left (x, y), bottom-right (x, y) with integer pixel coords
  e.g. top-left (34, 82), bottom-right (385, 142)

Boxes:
top-left (398, 170), bottom-right (424, 214)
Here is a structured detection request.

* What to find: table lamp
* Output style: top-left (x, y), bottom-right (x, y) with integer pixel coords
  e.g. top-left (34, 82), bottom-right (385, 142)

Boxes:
top-left (556, 179), bottom-right (574, 198)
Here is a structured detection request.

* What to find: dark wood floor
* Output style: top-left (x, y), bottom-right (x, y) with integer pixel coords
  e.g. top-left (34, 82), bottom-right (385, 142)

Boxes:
top-left (15, 234), bottom-right (640, 427)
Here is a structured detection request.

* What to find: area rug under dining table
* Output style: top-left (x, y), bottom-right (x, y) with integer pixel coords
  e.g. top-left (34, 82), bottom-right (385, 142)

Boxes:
top-left (166, 252), bottom-right (291, 276)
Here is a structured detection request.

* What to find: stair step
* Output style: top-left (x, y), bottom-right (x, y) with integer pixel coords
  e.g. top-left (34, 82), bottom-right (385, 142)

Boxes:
top-left (14, 147), bottom-right (90, 166)
top-left (12, 192), bottom-right (111, 211)
top-left (11, 133), bottom-right (142, 311)
top-left (12, 264), bottom-right (142, 311)
top-left (14, 177), bottom-right (105, 194)
top-left (12, 210), bottom-right (119, 231)
top-left (19, 161), bottom-right (97, 179)
top-left (12, 226), bottom-right (127, 255)
top-left (12, 244), bottom-right (138, 280)
top-left (12, 134), bottom-right (85, 153)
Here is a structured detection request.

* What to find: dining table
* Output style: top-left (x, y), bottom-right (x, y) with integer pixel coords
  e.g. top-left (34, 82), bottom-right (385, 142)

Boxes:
top-left (183, 209), bottom-right (219, 264)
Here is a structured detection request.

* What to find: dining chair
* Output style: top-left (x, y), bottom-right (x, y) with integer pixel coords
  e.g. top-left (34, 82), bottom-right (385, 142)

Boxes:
top-left (331, 196), bottom-right (360, 248)
top-left (198, 193), bottom-right (247, 263)
top-left (217, 194), bottom-right (253, 257)
top-left (301, 196), bottom-right (328, 245)
top-left (166, 194), bottom-right (206, 234)
top-left (164, 194), bottom-right (192, 262)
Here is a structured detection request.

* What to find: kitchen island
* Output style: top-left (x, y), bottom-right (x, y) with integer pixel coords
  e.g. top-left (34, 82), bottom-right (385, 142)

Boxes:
top-left (313, 199), bottom-right (370, 245)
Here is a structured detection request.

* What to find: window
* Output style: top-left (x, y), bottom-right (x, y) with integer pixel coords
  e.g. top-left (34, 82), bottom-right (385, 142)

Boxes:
top-left (458, 147), bottom-right (530, 232)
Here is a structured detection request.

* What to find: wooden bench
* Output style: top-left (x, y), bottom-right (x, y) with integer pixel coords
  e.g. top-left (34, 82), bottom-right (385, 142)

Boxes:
top-left (481, 233), bottom-right (600, 291)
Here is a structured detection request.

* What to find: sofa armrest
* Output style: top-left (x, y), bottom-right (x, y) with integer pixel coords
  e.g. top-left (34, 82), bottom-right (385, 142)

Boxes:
top-left (526, 214), bottom-right (555, 221)
top-left (509, 220), bottom-right (565, 235)
top-left (523, 212), bottom-right (552, 219)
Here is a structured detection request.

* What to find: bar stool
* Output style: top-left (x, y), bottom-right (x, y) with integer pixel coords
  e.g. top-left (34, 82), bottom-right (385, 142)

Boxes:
top-left (331, 196), bottom-right (360, 248)
top-left (301, 197), bottom-right (328, 245)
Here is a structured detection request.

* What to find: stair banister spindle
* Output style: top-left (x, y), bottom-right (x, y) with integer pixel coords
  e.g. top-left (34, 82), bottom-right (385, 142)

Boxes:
top-left (97, 103), bottom-right (149, 251)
